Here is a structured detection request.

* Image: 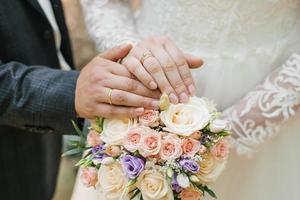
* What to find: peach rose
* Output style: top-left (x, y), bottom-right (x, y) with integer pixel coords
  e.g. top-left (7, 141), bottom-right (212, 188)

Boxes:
top-left (182, 138), bottom-right (201, 157)
top-left (159, 134), bottom-right (182, 160)
top-left (190, 131), bottom-right (202, 140)
top-left (139, 130), bottom-right (161, 157)
top-left (80, 167), bottom-right (98, 188)
top-left (87, 130), bottom-right (102, 147)
top-left (211, 139), bottom-right (229, 160)
top-left (139, 110), bottom-right (160, 127)
top-left (196, 153), bottom-right (227, 184)
top-left (105, 145), bottom-right (122, 157)
top-left (124, 127), bottom-right (148, 152)
top-left (180, 188), bottom-right (202, 200)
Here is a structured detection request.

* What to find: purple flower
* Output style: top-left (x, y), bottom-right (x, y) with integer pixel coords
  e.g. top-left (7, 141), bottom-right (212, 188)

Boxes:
top-left (121, 155), bottom-right (145, 179)
top-left (92, 144), bottom-right (107, 161)
top-left (179, 159), bottom-right (200, 173)
top-left (172, 174), bottom-right (182, 193)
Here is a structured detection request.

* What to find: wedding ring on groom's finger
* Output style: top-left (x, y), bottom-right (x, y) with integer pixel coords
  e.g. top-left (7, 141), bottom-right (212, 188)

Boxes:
top-left (140, 52), bottom-right (153, 65)
top-left (107, 88), bottom-right (113, 105)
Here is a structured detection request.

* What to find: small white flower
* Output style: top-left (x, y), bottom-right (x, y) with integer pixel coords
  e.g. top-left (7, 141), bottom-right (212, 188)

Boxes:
top-left (167, 168), bottom-right (174, 178)
top-left (177, 173), bottom-right (190, 188)
top-left (210, 119), bottom-right (228, 133)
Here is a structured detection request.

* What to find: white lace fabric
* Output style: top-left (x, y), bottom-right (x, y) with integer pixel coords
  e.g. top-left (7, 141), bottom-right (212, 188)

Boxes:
top-left (223, 54), bottom-right (300, 155)
top-left (80, 0), bottom-right (140, 52)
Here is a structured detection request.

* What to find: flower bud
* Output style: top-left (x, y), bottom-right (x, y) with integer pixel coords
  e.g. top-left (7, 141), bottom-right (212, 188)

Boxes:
top-left (159, 93), bottom-right (170, 111)
top-left (167, 168), bottom-right (174, 178)
top-left (189, 175), bottom-right (200, 183)
top-left (101, 157), bottom-right (115, 165)
top-left (210, 119), bottom-right (228, 133)
top-left (176, 173), bottom-right (190, 188)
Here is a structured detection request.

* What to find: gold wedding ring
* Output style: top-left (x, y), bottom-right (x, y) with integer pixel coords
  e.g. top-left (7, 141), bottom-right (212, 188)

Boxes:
top-left (140, 52), bottom-right (153, 65)
top-left (107, 88), bottom-right (113, 105)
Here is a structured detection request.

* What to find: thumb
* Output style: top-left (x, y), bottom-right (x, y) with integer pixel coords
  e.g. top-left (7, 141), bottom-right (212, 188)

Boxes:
top-left (99, 44), bottom-right (133, 61)
top-left (184, 54), bottom-right (204, 69)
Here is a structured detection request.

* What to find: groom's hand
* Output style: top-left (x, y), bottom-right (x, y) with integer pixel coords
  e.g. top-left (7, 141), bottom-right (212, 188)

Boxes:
top-left (75, 44), bottom-right (160, 119)
top-left (121, 36), bottom-right (203, 104)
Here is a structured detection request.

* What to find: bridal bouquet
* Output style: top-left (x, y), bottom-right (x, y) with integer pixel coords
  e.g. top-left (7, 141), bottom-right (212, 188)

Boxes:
top-left (65, 94), bottom-right (231, 200)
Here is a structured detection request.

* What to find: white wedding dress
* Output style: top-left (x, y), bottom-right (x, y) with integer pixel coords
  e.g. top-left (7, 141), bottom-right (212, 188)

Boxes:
top-left (72, 0), bottom-right (300, 199)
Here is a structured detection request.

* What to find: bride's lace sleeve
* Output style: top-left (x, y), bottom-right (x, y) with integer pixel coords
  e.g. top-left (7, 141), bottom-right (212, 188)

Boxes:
top-left (222, 54), bottom-right (300, 156)
top-left (80, 0), bottom-right (140, 52)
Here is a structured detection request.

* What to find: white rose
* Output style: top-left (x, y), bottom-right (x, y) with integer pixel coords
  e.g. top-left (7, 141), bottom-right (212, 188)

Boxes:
top-left (160, 97), bottom-right (211, 136)
top-left (210, 119), bottom-right (228, 133)
top-left (137, 169), bottom-right (173, 200)
top-left (176, 173), bottom-right (190, 189)
top-left (196, 153), bottom-right (227, 184)
top-left (101, 118), bottom-right (137, 145)
top-left (98, 161), bottom-right (130, 200)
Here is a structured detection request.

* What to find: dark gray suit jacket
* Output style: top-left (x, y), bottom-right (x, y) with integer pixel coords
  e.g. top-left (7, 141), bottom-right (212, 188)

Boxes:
top-left (0, 0), bottom-right (80, 199)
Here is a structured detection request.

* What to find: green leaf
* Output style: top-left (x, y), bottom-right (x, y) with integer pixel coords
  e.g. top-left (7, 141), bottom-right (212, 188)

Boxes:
top-left (72, 120), bottom-right (85, 139)
top-left (204, 185), bottom-right (217, 199)
top-left (128, 179), bottom-right (137, 187)
top-left (129, 189), bottom-right (140, 200)
top-left (62, 148), bottom-right (84, 157)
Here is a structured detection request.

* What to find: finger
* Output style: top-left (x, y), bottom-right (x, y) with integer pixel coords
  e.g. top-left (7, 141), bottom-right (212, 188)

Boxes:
top-left (122, 55), bottom-right (157, 90)
top-left (102, 75), bottom-right (161, 99)
top-left (164, 41), bottom-right (196, 96)
top-left (98, 88), bottom-right (160, 110)
top-left (150, 45), bottom-right (189, 102)
top-left (184, 53), bottom-right (204, 69)
top-left (95, 103), bottom-right (145, 118)
top-left (99, 44), bottom-right (133, 61)
top-left (132, 47), bottom-right (178, 104)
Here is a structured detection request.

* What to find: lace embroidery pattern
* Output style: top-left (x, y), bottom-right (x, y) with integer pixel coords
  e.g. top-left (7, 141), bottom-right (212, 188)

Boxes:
top-left (223, 54), bottom-right (300, 155)
top-left (80, 0), bottom-right (140, 52)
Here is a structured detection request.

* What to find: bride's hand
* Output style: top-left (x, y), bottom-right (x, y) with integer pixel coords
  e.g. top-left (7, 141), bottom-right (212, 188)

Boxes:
top-left (122, 36), bottom-right (203, 104)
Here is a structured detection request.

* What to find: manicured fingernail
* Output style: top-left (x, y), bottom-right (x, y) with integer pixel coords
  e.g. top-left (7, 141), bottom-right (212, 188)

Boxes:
top-left (149, 81), bottom-right (157, 90)
top-left (151, 101), bottom-right (160, 110)
top-left (188, 85), bottom-right (196, 96)
top-left (135, 107), bottom-right (144, 115)
top-left (179, 92), bottom-right (189, 103)
top-left (169, 93), bottom-right (178, 104)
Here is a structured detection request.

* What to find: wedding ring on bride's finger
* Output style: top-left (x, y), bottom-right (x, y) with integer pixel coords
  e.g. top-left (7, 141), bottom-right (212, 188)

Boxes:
top-left (140, 52), bottom-right (153, 65)
top-left (107, 88), bottom-right (113, 105)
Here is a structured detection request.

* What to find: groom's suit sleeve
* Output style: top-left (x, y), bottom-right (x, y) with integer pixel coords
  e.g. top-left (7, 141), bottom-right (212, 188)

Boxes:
top-left (0, 61), bottom-right (80, 135)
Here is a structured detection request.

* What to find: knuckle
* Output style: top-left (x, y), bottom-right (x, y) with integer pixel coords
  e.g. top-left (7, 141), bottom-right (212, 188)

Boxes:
top-left (174, 81), bottom-right (186, 92)
top-left (113, 92), bottom-right (127, 104)
top-left (177, 60), bottom-right (187, 67)
top-left (104, 107), bottom-right (114, 117)
top-left (146, 63), bottom-right (162, 74)
top-left (163, 63), bottom-right (176, 72)
top-left (183, 76), bottom-right (193, 85)
top-left (127, 80), bottom-right (138, 91)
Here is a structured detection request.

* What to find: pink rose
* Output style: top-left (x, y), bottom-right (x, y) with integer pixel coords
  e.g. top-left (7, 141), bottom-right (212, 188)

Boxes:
top-left (182, 138), bottom-right (201, 157)
top-left (159, 134), bottom-right (182, 160)
top-left (180, 188), bottom-right (202, 200)
top-left (190, 131), bottom-right (202, 140)
top-left (211, 139), bottom-right (229, 160)
top-left (87, 130), bottom-right (102, 147)
top-left (81, 167), bottom-right (98, 188)
top-left (105, 145), bottom-right (122, 157)
top-left (139, 110), bottom-right (160, 127)
top-left (124, 127), bottom-right (148, 152)
top-left (139, 130), bottom-right (161, 157)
